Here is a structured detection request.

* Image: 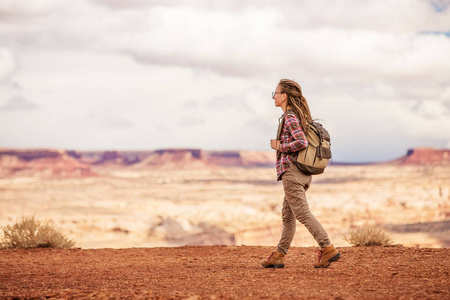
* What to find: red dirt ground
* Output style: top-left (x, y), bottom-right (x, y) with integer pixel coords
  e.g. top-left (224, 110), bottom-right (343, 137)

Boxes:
top-left (1, 246), bottom-right (449, 299)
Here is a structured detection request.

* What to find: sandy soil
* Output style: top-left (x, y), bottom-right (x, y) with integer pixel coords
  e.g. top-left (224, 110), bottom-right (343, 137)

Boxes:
top-left (1, 165), bottom-right (448, 249)
top-left (1, 245), bottom-right (449, 299)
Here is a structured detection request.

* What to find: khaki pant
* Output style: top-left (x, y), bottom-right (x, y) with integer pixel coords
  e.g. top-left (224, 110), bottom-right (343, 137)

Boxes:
top-left (277, 165), bottom-right (331, 254)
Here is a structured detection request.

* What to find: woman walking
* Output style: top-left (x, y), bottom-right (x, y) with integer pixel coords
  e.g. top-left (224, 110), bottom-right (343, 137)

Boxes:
top-left (262, 79), bottom-right (341, 269)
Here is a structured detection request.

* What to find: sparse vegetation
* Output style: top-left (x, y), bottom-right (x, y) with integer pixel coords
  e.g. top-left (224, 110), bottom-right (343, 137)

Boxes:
top-left (0, 216), bottom-right (74, 249)
top-left (344, 224), bottom-right (393, 246)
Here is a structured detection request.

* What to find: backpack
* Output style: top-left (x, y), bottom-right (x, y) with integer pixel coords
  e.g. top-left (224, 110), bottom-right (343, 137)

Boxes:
top-left (277, 110), bottom-right (331, 175)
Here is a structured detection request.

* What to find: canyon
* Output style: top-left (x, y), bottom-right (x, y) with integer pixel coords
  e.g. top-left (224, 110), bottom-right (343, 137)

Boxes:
top-left (0, 147), bottom-right (449, 249)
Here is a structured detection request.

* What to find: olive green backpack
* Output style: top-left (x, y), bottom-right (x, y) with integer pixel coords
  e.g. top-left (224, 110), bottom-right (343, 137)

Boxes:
top-left (277, 110), bottom-right (331, 175)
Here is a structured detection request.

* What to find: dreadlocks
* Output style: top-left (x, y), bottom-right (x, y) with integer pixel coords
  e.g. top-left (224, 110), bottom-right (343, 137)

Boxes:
top-left (278, 79), bottom-right (312, 133)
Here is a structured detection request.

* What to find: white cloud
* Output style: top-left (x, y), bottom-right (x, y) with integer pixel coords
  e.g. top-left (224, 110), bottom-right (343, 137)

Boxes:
top-left (0, 96), bottom-right (38, 111)
top-left (86, 114), bottom-right (134, 129)
top-left (0, 47), bottom-right (16, 82)
top-left (285, 0), bottom-right (450, 32)
top-left (0, 0), bottom-right (59, 18)
top-left (0, 47), bottom-right (22, 107)
top-left (413, 100), bottom-right (449, 118)
top-left (0, 0), bottom-right (449, 160)
top-left (177, 117), bottom-right (205, 127)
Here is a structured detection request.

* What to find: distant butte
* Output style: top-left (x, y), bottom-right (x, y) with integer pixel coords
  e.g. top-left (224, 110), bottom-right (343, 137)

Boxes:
top-left (389, 147), bottom-right (450, 166)
top-left (0, 148), bottom-right (94, 178)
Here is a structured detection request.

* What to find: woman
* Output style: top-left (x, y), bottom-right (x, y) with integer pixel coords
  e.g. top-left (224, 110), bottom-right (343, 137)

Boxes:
top-left (262, 79), bottom-right (341, 269)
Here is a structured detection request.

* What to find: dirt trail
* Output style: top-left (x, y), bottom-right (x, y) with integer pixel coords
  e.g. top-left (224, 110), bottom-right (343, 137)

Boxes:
top-left (1, 246), bottom-right (449, 299)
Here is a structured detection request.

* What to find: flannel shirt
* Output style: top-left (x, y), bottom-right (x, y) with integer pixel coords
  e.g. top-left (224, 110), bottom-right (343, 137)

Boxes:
top-left (276, 113), bottom-right (308, 181)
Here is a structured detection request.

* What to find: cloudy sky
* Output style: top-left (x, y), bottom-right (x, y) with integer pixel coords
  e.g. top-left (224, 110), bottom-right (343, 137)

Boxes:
top-left (0, 0), bottom-right (449, 162)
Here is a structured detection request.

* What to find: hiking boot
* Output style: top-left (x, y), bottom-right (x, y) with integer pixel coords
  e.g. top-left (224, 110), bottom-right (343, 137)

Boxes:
top-left (314, 245), bottom-right (341, 268)
top-left (261, 250), bottom-right (285, 268)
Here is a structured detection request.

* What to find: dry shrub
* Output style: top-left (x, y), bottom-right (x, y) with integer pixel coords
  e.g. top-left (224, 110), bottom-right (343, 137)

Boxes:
top-left (344, 224), bottom-right (393, 246)
top-left (0, 216), bottom-right (74, 249)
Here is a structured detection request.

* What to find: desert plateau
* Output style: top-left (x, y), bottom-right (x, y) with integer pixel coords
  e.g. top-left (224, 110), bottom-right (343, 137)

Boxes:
top-left (0, 147), bottom-right (449, 299)
top-left (0, 147), bottom-right (449, 249)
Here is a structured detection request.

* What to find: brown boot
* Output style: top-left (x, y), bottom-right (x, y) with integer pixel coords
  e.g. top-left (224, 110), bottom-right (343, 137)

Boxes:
top-left (261, 250), bottom-right (285, 268)
top-left (314, 245), bottom-right (341, 268)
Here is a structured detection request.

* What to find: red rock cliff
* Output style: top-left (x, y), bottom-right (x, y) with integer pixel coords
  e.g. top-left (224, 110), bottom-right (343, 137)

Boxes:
top-left (391, 148), bottom-right (450, 165)
top-left (0, 148), bottom-right (95, 177)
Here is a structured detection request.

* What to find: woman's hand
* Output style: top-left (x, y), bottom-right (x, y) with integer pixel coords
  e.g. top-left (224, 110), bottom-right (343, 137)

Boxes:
top-left (270, 139), bottom-right (280, 151)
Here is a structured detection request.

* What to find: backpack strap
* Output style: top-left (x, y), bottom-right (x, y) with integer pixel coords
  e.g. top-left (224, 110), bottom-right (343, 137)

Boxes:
top-left (276, 110), bottom-right (296, 139)
top-left (276, 116), bottom-right (284, 140)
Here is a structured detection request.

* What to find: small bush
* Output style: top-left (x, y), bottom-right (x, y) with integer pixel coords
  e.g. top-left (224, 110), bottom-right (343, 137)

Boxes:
top-left (0, 216), bottom-right (75, 249)
top-left (344, 224), bottom-right (393, 246)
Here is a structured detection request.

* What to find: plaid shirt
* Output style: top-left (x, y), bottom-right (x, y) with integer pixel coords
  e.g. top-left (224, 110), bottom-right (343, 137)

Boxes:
top-left (276, 113), bottom-right (308, 181)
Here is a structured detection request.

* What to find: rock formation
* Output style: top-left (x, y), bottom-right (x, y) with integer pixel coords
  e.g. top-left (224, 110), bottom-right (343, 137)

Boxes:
top-left (149, 217), bottom-right (235, 246)
top-left (204, 151), bottom-right (274, 167)
top-left (1, 147), bottom-right (448, 177)
top-left (0, 148), bottom-right (94, 178)
top-left (133, 149), bottom-right (208, 169)
top-left (390, 148), bottom-right (449, 166)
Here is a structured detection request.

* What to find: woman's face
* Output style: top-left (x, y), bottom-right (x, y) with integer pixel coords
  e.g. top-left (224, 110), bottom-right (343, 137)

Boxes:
top-left (273, 85), bottom-right (285, 107)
